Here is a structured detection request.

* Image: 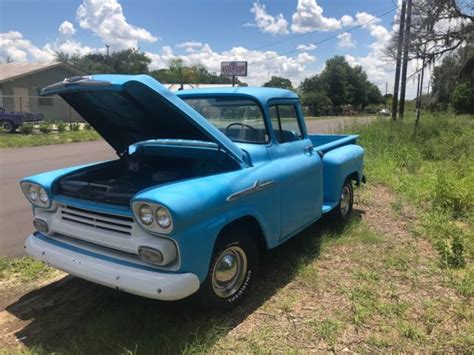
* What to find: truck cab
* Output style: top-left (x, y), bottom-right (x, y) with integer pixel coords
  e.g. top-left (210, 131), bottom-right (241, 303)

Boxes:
top-left (20, 75), bottom-right (364, 309)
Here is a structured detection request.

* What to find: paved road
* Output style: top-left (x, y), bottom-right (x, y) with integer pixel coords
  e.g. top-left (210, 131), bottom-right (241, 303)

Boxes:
top-left (0, 116), bottom-right (374, 257)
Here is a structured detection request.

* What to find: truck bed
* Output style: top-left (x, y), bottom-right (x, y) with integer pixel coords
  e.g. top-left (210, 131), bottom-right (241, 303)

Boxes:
top-left (309, 134), bottom-right (359, 153)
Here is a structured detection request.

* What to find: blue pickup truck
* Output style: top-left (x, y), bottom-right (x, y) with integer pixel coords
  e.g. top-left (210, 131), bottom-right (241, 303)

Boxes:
top-left (20, 75), bottom-right (364, 308)
top-left (0, 107), bottom-right (43, 133)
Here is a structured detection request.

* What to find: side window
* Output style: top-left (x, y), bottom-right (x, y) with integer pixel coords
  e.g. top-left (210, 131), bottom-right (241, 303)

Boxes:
top-left (269, 104), bottom-right (303, 143)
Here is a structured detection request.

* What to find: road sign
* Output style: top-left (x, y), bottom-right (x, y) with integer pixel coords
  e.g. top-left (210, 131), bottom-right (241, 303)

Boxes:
top-left (220, 61), bottom-right (248, 77)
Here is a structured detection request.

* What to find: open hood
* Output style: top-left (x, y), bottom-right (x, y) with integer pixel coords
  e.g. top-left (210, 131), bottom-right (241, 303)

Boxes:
top-left (41, 75), bottom-right (246, 165)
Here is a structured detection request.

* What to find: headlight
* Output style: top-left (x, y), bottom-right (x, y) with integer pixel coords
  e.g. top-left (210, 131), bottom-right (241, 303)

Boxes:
top-left (28, 185), bottom-right (39, 201)
top-left (38, 187), bottom-right (49, 204)
top-left (21, 182), bottom-right (50, 207)
top-left (133, 202), bottom-right (173, 233)
top-left (138, 204), bottom-right (154, 225)
top-left (156, 207), bottom-right (172, 228)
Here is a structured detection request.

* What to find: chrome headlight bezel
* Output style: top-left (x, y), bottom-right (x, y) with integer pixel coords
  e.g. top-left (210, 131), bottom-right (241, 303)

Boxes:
top-left (21, 182), bottom-right (51, 208)
top-left (132, 202), bottom-right (173, 234)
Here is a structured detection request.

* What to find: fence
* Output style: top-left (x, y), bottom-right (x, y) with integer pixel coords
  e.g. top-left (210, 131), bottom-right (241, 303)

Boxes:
top-left (1, 95), bottom-right (84, 123)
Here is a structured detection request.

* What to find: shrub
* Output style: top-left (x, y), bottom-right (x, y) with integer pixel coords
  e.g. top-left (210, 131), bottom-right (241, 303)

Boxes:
top-left (451, 83), bottom-right (474, 114)
top-left (19, 123), bottom-right (34, 134)
top-left (70, 123), bottom-right (80, 131)
top-left (84, 123), bottom-right (93, 130)
top-left (57, 121), bottom-right (67, 133)
top-left (39, 123), bottom-right (52, 134)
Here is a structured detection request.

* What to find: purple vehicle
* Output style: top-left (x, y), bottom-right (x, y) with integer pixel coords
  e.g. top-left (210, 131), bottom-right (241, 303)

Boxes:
top-left (0, 107), bottom-right (43, 133)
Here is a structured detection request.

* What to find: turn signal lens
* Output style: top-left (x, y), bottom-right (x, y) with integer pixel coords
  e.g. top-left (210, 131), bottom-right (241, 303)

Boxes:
top-left (138, 246), bottom-right (164, 266)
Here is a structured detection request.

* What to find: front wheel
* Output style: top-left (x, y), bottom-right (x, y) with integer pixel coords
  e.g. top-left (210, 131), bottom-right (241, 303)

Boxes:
top-left (197, 228), bottom-right (258, 309)
top-left (332, 179), bottom-right (354, 222)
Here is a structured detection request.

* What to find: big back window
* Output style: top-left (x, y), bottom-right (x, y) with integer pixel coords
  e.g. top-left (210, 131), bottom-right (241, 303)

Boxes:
top-left (183, 97), bottom-right (268, 144)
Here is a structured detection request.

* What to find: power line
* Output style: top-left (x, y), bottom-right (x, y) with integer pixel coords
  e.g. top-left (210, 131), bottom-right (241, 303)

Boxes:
top-left (248, 6), bottom-right (397, 66)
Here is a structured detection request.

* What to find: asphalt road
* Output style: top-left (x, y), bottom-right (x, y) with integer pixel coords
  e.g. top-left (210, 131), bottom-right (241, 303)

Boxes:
top-left (0, 116), bottom-right (375, 257)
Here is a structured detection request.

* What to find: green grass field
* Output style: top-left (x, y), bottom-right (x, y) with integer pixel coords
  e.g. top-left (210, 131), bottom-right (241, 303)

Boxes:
top-left (0, 112), bottom-right (472, 353)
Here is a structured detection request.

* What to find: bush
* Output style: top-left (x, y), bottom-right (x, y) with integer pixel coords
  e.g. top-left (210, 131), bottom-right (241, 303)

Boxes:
top-left (70, 123), bottom-right (80, 131)
top-left (39, 123), bottom-right (52, 134)
top-left (57, 121), bottom-right (67, 133)
top-left (19, 123), bottom-right (34, 134)
top-left (84, 123), bottom-right (93, 130)
top-left (451, 83), bottom-right (474, 114)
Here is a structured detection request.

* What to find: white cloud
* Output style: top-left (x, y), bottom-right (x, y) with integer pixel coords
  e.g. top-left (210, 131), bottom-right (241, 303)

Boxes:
top-left (250, 2), bottom-right (289, 35)
top-left (58, 21), bottom-right (76, 37)
top-left (76, 0), bottom-right (158, 49)
top-left (341, 15), bottom-right (353, 27)
top-left (291, 0), bottom-right (341, 33)
top-left (337, 32), bottom-right (356, 48)
top-left (176, 41), bottom-right (204, 53)
top-left (297, 43), bottom-right (317, 51)
top-left (0, 31), bottom-right (55, 62)
top-left (147, 43), bottom-right (315, 86)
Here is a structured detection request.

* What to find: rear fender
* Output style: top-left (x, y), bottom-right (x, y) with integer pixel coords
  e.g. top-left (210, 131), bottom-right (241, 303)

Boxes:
top-left (322, 144), bottom-right (364, 204)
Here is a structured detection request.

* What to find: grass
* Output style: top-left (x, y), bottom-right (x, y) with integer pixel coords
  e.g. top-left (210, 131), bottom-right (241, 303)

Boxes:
top-left (0, 112), bottom-right (473, 353)
top-left (0, 130), bottom-right (101, 149)
top-left (0, 257), bottom-right (54, 283)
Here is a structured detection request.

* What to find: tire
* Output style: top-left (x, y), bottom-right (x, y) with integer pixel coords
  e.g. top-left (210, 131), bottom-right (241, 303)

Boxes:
top-left (0, 120), bottom-right (15, 133)
top-left (197, 227), bottom-right (258, 309)
top-left (331, 178), bottom-right (354, 222)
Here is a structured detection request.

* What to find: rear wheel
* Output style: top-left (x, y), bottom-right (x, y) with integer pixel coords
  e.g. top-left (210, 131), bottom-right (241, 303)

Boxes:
top-left (0, 120), bottom-right (15, 133)
top-left (197, 227), bottom-right (258, 309)
top-left (332, 179), bottom-right (354, 222)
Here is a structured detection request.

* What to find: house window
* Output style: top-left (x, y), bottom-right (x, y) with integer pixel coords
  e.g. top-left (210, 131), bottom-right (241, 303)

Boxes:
top-left (269, 104), bottom-right (303, 143)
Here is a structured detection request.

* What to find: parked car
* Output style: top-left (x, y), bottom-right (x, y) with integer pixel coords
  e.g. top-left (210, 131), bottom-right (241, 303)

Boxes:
top-left (0, 107), bottom-right (43, 133)
top-left (379, 108), bottom-right (390, 116)
top-left (20, 75), bottom-right (365, 309)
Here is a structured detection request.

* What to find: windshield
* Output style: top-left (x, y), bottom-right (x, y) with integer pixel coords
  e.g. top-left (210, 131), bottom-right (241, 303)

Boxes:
top-left (182, 96), bottom-right (268, 144)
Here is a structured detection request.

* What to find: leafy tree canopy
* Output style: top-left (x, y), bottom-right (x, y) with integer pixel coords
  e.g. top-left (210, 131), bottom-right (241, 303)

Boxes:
top-left (262, 76), bottom-right (293, 90)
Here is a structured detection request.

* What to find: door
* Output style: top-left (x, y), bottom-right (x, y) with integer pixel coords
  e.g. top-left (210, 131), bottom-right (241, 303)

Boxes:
top-left (267, 102), bottom-right (323, 240)
top-left (13, 87), bottom-right (30, 112)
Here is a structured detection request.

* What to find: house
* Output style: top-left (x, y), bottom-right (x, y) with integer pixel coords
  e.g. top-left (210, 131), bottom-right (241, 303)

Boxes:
top-left (0, 62), bottom-right (84, 121)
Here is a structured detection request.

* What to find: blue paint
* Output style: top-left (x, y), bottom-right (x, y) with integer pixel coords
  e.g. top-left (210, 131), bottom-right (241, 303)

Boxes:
top-left (22, 74), bottom-right (365, 285)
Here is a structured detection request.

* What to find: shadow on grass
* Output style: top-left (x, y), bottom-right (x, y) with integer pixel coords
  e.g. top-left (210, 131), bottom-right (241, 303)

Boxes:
top-left (6, 213), bottom-right (362, 353)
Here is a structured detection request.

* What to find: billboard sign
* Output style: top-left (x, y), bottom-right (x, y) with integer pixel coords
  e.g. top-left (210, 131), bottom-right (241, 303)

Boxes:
top-left (220, 61), bottom-right (248, 77)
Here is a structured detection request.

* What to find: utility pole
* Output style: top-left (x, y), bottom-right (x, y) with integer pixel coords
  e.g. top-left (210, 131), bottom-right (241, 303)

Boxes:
top-left (391, 0), bottom-right (407, 121)
top-left (385, 82), bottom-right (388, 109)
top-left (399, 0), bottom-right (412, 119)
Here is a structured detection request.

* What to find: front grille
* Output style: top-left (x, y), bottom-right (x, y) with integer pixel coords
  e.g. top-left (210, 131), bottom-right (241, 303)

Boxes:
top-left (59, 204), bottom-right (134, 236)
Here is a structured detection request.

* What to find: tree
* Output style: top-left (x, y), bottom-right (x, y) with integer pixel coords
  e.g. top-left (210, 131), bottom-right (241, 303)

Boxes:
top-left (299, 56), bottom-right (383, 113)
top-left (55, 48), bottom-right (151, 74)
top-left (301, 91), bottom-right (333, 116)
top-left (263, 76), bottom-right (293, 90)
top-left (451, 83), bottom-right (474, 114)
top-left (385, 0), bottom-right (473, 65)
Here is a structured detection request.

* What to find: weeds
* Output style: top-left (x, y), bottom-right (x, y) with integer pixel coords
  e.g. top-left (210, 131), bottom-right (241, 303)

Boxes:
top-left (343, 114), bottom-right (473, 268)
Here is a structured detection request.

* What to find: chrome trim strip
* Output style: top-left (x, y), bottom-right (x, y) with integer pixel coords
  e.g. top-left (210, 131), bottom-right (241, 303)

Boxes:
top-left (226, 180), bottom-right (275, 202)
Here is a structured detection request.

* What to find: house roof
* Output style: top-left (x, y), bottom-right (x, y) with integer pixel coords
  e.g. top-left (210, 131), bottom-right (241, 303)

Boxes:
top-left (0, 62), bottom-right (83, 84)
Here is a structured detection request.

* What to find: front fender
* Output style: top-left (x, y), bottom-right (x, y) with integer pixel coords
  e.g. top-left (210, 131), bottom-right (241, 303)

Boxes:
top-left (132, 167), bottom-right (281, 282)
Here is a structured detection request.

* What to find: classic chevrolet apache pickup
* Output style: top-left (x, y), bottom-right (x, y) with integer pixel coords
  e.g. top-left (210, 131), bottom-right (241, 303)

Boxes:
top-left (21, 75), bottom-right (364, 308)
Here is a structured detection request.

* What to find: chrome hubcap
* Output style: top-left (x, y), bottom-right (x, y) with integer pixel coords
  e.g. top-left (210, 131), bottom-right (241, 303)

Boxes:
top-left (212, 246), bottom-right (247, 298)
top-left (340, 185), bottom-right (351, 216)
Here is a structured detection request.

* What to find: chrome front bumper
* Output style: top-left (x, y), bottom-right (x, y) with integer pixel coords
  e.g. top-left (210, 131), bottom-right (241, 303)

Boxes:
top-left (25, 233), bottom-right (200, 301)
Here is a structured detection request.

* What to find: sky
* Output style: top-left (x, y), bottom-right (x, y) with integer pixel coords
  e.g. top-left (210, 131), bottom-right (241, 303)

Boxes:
top-left (0, 0), bottom-right (424, 97)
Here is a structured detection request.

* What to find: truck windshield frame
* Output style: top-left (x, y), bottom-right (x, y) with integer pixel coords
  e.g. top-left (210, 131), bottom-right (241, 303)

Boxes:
top-left (182, 96), bottom-right (269, 144)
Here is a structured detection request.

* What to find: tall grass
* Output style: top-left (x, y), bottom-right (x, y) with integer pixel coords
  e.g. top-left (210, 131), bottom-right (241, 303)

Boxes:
top-left (343, 113), bottom-right (473, 268)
